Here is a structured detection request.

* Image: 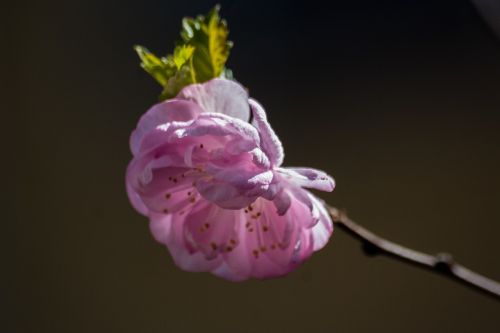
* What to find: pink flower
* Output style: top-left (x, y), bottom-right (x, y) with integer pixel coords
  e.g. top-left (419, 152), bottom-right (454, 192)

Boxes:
top-left (126, 78), bottom-right (335, 281)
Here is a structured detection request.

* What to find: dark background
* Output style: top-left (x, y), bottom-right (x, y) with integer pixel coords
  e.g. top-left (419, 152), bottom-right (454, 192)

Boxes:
top-left (6, 0), bottom-right (500, 332)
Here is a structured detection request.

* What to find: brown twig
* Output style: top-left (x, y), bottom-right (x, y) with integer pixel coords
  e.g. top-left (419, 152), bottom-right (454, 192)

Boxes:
top-left (326, 205), bottom-right (500, 301)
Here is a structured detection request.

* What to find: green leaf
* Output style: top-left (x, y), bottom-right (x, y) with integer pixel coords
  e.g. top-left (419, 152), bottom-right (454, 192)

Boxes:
top-left (135, 44), bottom-right (195, 100)
top-left (134, 45), bottom-right (174, 86)
top-left (172, 45), bottom-right (195, 70)
top-left (135, 5), bottom-right (233, 101)
top-left (181, 5), bottom-right (232, 82)
top-left (160, 66), bottom-right (194, 100)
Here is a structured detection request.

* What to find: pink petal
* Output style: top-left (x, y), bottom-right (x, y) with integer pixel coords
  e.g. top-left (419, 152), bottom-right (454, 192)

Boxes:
top-left (289, 185), bottom-right (327, 230)
top-left (194, 178), bottom-right (256, 210)
top-left (292, 230), bottom-right (315, 263)
top-left (259, 196), bottom-right (313, 267)
top-left (205, 159), bottom-right (273, 194)
top-left (216, 210), bottom-right (253, 278)
top-left (130, 165), bottom-right (192, 196)
top-left (249, 99), bottom-right (284, 167)
top-left (279, 167), bottom-right (335, 192)
top-left (142, 113), bottom-right (260, 155)
top-left (211, 262), bottom-right (248, 281)
top-left (182, 113), bottom-right (260, 144)
top-left (149, 212), bottom-right (173, 244)
top-left (223, 203), bottom-right (289, 279)
top-left (149, 213), bottom-right (223, 272)
top-left (169, 243), bottom-right (223, 273)
top-left (177, 78), bottom-right (250, 122)
top-left (141, 185), bottom-right (199, 215)
top-left (127, 157), bottom-right (200, 215)
top-left (126, 182), bottom-right (148, 216)
top-left (183, 201), bottom-right (239, 259)
top-left (307, 193), bottom-right (334, 251)
top-left (130, 100), bottom-right (203, 156)
top-left (272, 188), bottom-right (291, 215)
top-left (220, 197), bottom-right (316, 279)
top-left (137, 110), bottom-right (260, 160)
top-left (134, 119), bottom-right (204, 160)
top-left (196, 143), bottom-right (274, 209)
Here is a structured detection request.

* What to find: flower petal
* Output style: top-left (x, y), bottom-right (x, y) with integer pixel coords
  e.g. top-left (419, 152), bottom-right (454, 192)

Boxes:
top-left (279, 167), bottom-right (335, 192)
top-left (257, 198), bottom-right (301, 268)
top-left (185, 113), bottom-right (259, 144)
top-left (249, 99), bottom-right (284, 167)
top-left (177, 78), bottom-right (250, 122)
top-left (211, 261), bottom-right (248, 281)
top-left (272, 189), bottom-right (291, 215)
top-left (195, 178), bottom-right (256, 210)
top-left (307, 193), bottom-right (334, 251)
top-left (183, 201), bottom-right (239, 259)
top-left (130, 165), bottom-right (192, 196)
top-left (130, 100), bottom-right (203, 156)
top-left (126, 182), bottom-right (148, 216)
top-left (149, 213), bottom-right (223, 272)
top-left (223, 202), bottom-right (291, 279)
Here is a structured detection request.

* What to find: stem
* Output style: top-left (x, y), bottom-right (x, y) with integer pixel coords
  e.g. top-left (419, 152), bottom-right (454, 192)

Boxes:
top-left (326, 205), bottom-right (500, 301)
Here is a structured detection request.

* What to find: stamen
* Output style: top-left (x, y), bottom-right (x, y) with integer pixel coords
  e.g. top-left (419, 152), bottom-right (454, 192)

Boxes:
top-left (163, 208), bottom-right (169, 214)
top-left (210, 242), bottom-right (217, 250)
top-left (252, 249), bottom-right (259, 258)
top-left (251, 212), bottom-right (262, 219)
top-left (165, 193), bottom-right (171, 199)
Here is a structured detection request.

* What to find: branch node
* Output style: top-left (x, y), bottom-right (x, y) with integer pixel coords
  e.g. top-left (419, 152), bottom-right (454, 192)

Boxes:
top-left (329, 207), bottom-right (342, 222)
top-left (434, 252), bottom-right (455, 274)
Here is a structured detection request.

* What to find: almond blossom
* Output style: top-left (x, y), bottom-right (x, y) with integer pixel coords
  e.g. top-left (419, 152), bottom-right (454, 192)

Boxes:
top-left (126, 78), bottom-right (335, 280)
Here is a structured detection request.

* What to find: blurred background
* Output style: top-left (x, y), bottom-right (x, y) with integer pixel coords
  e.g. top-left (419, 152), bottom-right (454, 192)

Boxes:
top-left (5, 0), bottom-right (500, 332)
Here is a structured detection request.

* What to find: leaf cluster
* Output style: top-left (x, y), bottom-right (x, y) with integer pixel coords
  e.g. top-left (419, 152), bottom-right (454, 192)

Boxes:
top-left (135, 5), bottom-right (232, 100)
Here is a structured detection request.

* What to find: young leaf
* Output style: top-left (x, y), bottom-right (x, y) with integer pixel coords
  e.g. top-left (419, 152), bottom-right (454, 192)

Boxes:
top-left (160, 66), bottom-right (194, 100)
top-left (135, 5), bottom-right (232, 101)
top-left (134, 45), bottom-right (174, 86)
top-left (181, 5), bottom-right (232, 83)
top-left (172, 45), bottom-right (195, 70)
